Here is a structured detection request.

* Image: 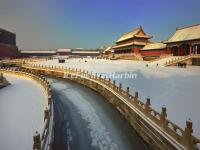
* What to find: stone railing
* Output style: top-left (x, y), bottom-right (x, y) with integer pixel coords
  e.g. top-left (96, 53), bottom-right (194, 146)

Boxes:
top-left (149, 54), bottom-right (173, 63)
top-left (0, 58), bottom-right (48, 67)
top-left (22, 63), bottom-right (200, 150)
top-left (111, 53), bottom-right (143, 60)
top-left (0, 67), bottom-right (54, 150)
top-left (165, 54), bottom-right (200, 66)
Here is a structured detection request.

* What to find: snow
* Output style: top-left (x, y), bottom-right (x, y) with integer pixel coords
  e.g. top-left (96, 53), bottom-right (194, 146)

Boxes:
top-left (33, 58), bottom-right (200, 137)
top-left (0, 74), bottom-right (48, 150)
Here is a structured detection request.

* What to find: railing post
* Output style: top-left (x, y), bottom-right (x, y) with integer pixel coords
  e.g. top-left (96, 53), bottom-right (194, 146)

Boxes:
top-left (145, 97), bottom-right (151, 115)
top-left (126, 87), bottom-right (130, 98)
top-left (160, 106), bottom-right (167, 130)
top-left (126, 87), bottom-right (129, 93)
top-left (183, 119), bottom-right (193, 150)
top-left (33, 131), bottom-right (41, 150)
top-left (95, 73), bottom-right (97, 78)
top-left (44, 107), bottom-right (50, 121)
top-left (135, 91), bottom-right (139, 102)
top-left (0, 72), bottom-right (3, 83)
top-left (113, 80), bottom-right (116, 87)
top-left (119, 83), bottom-right (122, 90)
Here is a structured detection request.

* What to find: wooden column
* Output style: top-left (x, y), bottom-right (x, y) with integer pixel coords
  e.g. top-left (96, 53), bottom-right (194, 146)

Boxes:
top-left (189, 45), bottom-right (192, 55)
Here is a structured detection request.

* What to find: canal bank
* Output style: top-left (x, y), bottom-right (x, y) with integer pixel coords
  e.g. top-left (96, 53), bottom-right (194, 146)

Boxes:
top-left (50, 78), bottom-right (149, 150)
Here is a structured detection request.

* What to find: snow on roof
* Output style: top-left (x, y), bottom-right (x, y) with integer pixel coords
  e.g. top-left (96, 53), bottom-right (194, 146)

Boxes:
top-left (57, 48), bottom-right (71, 52)
top-left (116, 26), bottom-right (152, 43)
top-left (20, 50), bottom-right (56, 54)
top-left (165, 24), bottom-right (200, 43)
top-left (141, 42), bottom-right (166, 51)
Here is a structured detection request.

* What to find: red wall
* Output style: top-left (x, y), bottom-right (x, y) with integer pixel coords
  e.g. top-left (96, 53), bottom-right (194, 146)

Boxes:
top-left (132, 48), bottom-right (141, 54)
top-left (0, 43), bottom-right (19, 58)
top-left (140, 48), bottom-right (169, 57)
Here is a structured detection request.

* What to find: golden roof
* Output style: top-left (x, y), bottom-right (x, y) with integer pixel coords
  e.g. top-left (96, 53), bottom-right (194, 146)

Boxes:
top-left (116, 26), bottom-right (152, 43)
top-left (165, 24), bottom-right (200, 43)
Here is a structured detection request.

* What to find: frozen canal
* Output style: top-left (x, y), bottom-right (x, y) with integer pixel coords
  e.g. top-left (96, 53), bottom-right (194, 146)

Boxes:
top-left (50, 78), bottom-right (148, 150)
top-left (35, 58), bottom-right (200, 137)
top-left (0, 74), bottom-right (47, 150)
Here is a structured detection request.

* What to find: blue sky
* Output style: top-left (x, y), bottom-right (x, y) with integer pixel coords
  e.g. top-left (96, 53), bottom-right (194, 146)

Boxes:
top-left (0, 0), bottom-right (200, 49)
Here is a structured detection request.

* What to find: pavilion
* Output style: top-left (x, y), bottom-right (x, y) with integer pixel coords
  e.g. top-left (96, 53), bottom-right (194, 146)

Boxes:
top-left (112, 26), bottom-right (152, 54)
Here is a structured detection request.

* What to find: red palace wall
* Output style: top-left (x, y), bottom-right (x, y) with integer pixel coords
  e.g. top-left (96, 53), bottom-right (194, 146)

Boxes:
top-left (140, 49), bottom-right (169, 57)
top-left (132, 47), bottom-right (141, 54)
top-left (0, 43), bottom-right (19, 58)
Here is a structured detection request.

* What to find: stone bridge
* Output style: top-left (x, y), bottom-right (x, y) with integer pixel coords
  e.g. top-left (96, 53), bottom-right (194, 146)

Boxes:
top-left (21, 63), bottom-right (200, 150)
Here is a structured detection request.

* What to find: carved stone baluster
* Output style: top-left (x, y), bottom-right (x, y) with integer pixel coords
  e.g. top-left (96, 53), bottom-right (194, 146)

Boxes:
top-left (145, 97), bottom-right (151, 115)
top-left (33, 131), bottom-right (41, 150)
top-left (183, 119), bottom-right (193, 150)
top-left (160, 106), bottom-right (167, 130)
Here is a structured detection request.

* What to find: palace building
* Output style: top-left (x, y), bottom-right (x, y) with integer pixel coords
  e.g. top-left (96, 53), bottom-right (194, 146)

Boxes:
top-left (112, 26), bottom-right (152, 54)
top-left (165, 24), bottom-right (200, 56)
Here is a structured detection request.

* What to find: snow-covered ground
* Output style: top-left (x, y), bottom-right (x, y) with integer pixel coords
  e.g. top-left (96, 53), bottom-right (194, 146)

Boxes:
top-left (0, 74), bottom-right (48, 150)
top-left (34, 58), bottom-right (200, 137)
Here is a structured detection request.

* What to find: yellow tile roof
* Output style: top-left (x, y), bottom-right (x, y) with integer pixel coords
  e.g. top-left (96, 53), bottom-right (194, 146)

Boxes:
top-left (165, 24), bottom-right (200, 43)
top-left (141, 42), bottom-right (166, 51)
top-left (116, 26), bottom-right (152, 43)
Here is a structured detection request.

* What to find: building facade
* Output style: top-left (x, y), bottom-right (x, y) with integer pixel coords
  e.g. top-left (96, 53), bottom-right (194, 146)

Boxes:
top-left (0, 28), bottom-right (19, 58)
top-left (165, 24), bottom-right (200, 56)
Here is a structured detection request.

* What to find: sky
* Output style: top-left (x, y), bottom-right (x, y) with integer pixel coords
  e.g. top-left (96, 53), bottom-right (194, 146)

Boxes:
top-left (0, 0), bottom-right (200, 50)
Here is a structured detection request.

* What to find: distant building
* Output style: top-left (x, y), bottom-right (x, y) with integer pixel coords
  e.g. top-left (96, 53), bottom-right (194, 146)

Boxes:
top-left (165, 24), bottom-right (200, 56)
top-left (19, 49), bottom-right (100, 57)
top-left (0, 28), bottom-right (19, 58)
top-left (71, 49), bottom-right (100, 57)
top-left (56, 48), bottom-right (72, 55)
top-left (112, 26), bottom-right (152, 54)
top-left (20, 50), bottom-right (56, 57)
